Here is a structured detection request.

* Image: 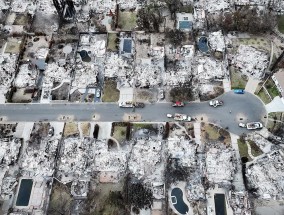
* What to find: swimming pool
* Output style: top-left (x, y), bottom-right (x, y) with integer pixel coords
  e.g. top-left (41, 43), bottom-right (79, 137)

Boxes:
top-left (214, 193), bottom-right (227, 215)
top-left (198, 36), bottom-right (209, 53)
top-left (171, 187), bottom-right (189, 215)
top-left (16, 179), bottom-right (33, 206)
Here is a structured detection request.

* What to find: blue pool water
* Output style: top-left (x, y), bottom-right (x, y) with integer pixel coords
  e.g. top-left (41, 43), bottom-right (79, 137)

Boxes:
top-left (171, 188), bottom-right (189, 214)
top-left (16, 179), bottom-right (33, 206)
top-left (123, 39), bottom-right (132, 53)
top-left (214, 193), bottom-right (227, 215)
top-left (179, 21), bottom-right (193, 30)
top-left (198, 36), bottom-right (209, 53)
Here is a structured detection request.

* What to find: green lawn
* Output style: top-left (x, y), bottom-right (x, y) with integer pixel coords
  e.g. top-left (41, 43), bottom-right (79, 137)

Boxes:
top-left (256, 88), bottom-right (271, 104)
top-left (230, 68), bottom-right (247, 89)
top-left (118, 12), bottom-right (137, 31)
top-left (102, 79), bottom-right (120, 102)
top-left (107, 33), bottom-right (118, 51)
top-left (179, 5), bottom-right (194, 13)
top-left (265, 79), bottom-right (280, 99)
top-left (267, 85), bottom-right (280, 98)
top-left (204, 124), bottom-right (220, 140)
top-left (248, 140), bottom-right (263, 157)
top-left (278, 15), bottom-right (284, 34)
top-left (268, 112), bottom-right (283, 120)
top-left (237, 139), bottom-right (251, 161)
top-left (112, 126), bottom-right (127, 142)
top-left (132, 123), bottom-right (155, 130)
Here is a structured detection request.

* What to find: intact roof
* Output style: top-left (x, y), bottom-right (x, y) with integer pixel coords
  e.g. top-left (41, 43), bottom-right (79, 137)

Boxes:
top-left (123, 39), bottom-right (132, 53)
top-left (274, 69), bottom-right (284, 95)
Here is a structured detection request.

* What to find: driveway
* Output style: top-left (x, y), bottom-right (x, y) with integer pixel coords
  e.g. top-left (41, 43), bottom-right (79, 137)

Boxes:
top-left (266, 96), bottom-right (284, 112)
top-left (245, 78), bottom-right (259, 94)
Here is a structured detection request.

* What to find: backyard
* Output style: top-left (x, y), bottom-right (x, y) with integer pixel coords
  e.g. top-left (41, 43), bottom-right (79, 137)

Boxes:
top-left (107, 33), bottom-right (118, 51)
top-left (47, 182), bottom-right (73, 215)
top-left (118, 12), bottom-right (137, 31)
top-left (238, 37), bottom-right (270, 52)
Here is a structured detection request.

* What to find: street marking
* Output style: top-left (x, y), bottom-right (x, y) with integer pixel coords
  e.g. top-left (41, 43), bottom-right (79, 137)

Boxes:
top-left (0, 116), bottom-right (7, 121)
top-left (123, 113), bottom-right (141, 121)
top-left (58, 115), bottom-right (74, 121)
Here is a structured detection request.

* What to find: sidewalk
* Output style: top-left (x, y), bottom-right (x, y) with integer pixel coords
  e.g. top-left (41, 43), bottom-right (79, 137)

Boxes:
top-left (193, 122), bottom-right (201, 146)
top-left (246, 142), bottom-right (255, 160)
top-left (230, 133), bottom-right (245, 191)
top-left (223, 79), bottom-right (231, 92)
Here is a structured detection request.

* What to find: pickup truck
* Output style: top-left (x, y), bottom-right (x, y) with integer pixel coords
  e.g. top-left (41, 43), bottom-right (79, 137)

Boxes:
top-left (246, 122), bottom-right (263, 130)
top-left (172, 101), bottom-right (185, 107)
top-left (174, 113), bottom-right (191, 121)
top-left (209, 100), bottom-right (224, 107)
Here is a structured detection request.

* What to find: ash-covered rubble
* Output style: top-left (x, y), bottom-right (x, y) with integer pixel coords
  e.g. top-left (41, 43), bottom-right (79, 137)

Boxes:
top-left (247, 132), bottom-right (272, 153)
top-left (0, 137), bottom-right (21, 167)
top-left (167, 137), bottom-right (197, 168)
top-left (193, 57), bottom-right (227, 82)
top-left (56, 137), bottom-right (95, 183)
top-left (229, 191), bottom-right (252, 215)
top-left (208, 30), bottom-right (226, 53)
top-left (0, 53), bottom-right (18, 91)
top-left (43, 63), bottom-right (70, 88)
top-left (167, 136), bottom-right (206, 201)
top-left (88, 0), bottom-right (116, 13)
top-left (164, 45), bottom-right (194, 86)
top-left (134, 33), bottom-right (165, 87)
top-left (20, 123), bottom-right (59, 177)
top-left (0, 177), bottom-right (17, 200)
top-left (205, 147), bottom-right (237, 186)
top-left (10, 0), bottom-right (36, 14)
top-left (73, 34), bottom-right (106, 89)
top-left (203, 0), bottom-right (231, 12)
top-left (71, 180), bottom-right (89, 198)
top-left (0, 123), bottom-right (21, 201)
top-left (246, 150), bottom-right (284, 200)
top-left (135, 59), bottom-right (163, 87)
top-left (14, 64), bottom-right (38, 88)
top-left (128, 138), bottom-right (163, 182)
top-left (94, 139), bottom-right (129, 173)
top-left (104, 52), bottom-right (134, 86)
top-left (232, 45), bottom-right (269, 80)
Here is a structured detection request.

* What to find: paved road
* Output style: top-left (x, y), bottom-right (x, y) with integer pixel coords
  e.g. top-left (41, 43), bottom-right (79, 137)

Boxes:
top-left (0, 91), bottom-right (266, 135)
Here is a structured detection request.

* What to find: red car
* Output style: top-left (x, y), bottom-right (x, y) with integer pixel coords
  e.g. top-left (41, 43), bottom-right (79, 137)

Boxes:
top-left (172, 101), bottom-right (185, 107)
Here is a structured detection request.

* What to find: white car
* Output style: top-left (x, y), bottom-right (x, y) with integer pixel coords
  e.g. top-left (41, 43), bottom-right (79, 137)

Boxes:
top-left (48, 127), bottom-right (54, 137)
top-left (167, 114), bottom-right (173, 118)
top-left (209, 100), bottom-right (224, 107)
top-left (96, 89), bottom-right (101, 98)
top-left (239, 123), bottom-right (246, 128)
top-left (159, 89), bottom-right (164, 99)
top-left (246, 122), bottom-right (263, 130)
